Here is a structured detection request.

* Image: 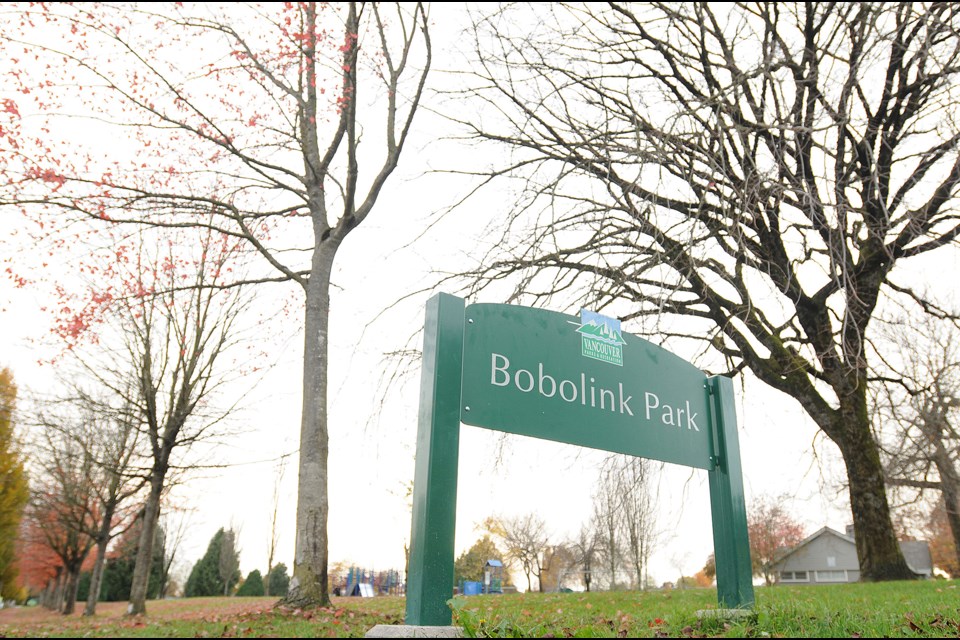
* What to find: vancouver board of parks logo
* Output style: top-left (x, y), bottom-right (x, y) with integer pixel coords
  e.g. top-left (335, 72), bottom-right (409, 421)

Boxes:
top-left (577, 310), bottom-right (626, 366)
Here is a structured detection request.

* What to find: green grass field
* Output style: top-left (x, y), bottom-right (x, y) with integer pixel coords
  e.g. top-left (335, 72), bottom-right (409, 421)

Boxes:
top-left (450, 580), bottom-right (960, 637)
top-left (0, 581), bottom-right (957, 637)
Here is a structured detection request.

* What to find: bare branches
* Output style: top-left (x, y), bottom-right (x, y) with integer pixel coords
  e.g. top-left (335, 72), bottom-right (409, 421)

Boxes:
top-left (26, 416), bottom-right (101, 614)
top-left (454, 1), bottom-right (956, 580)
top-left (872, 313), bottom-right (960, 568)
top-left (457, 3), bottom-right (960, 390)
top-left (1, 1), bottom-right (432, 610)
top-left (591, 455), bottom-right (659, 590)
top-left (1, 2), bottom-right (431, 291)
top-left (483, 513), bottom-right (550, 592)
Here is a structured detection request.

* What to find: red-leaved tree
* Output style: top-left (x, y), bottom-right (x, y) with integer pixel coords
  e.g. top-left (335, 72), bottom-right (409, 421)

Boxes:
top-left (14, 517), bottom-right (62, 602)
top-left (747, 494), bottom-right (806, 586)
top-left (0, 1), bottom-right (431, 610)
top-left (32, 396), bottom-right (147, 617)
top-left (26, 445), bottom-right (97, 614)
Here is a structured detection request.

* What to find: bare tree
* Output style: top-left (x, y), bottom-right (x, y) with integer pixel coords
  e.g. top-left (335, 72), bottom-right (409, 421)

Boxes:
top-left (124, 237), bottom-right (250, 614)
top-left (483, 514), bottom-right (550, 592)
top-left (610, 456), bottom-right (658, 590)
top-left (592, 463), bottom-right (624, 590)
top-left (874, 313), bottom-right (960, 569)
top-left (587, 455), bottom-right (658, 591)
top-left (0, 2), bottom-right (431, 609)
top-left (78, 399), bottom-right (147, 616)
top-left (570, 522), bottom-right (599, 592)
top-left (25, 384), bottom-right (152, 616)
top-left (454, 2), bottom-right (960, 580)
top-left (40, 228), bottom-right (255, 615)
top-left (27, 424), bottom-right (98, 615)
top-left (27, 394), bottom-right (147, 613)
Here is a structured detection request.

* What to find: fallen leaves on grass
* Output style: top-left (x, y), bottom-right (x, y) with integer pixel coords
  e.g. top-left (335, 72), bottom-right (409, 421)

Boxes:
top-left (901, 611), bottom-right (960, 635)
top-left (904, 612), bottom-right (923, 634)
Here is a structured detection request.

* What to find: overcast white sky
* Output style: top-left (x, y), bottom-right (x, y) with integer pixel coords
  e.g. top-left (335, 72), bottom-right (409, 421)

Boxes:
top-left (1, 2), bottom-right (953, 592)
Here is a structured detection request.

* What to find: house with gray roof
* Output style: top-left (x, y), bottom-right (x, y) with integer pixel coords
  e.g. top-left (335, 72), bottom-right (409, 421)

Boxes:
top-left (768, 526), bottom-right (933, 584)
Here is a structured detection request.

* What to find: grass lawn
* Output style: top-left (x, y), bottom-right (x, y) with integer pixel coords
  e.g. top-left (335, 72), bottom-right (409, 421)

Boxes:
top-left (0, 581), bottom-right (957, 637)
top-left (450, 580), bottom-right (960, 637)
top-left (0, 596), bottom-right (404, 638)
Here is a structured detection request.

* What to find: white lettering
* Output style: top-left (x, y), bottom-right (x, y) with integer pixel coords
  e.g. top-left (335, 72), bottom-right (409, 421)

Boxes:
top-left (538, 363), bottom-right (556, 398)
top-left (662, 406), bottom-right (675, 425)
top-left (645, 392), bottom-right (660, 419)
top-left (686, 400), bottom-right (699, 431)
top-left (600, 388), bottom-right (615, 411)
top-left (619, 383), bottom-right (633, 416)
top-left (515, 369), bottom-right (534, 393)
top-left (487, 354), bottom-right (700, 430)
top-left (491, 354), bottom-right (510, 386)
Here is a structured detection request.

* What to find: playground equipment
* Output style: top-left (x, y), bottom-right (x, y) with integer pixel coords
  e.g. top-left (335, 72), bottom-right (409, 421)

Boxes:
top-left (484, 559), bottom-right (504, 594)
top-left (342, 566), bottom-right (403, 596)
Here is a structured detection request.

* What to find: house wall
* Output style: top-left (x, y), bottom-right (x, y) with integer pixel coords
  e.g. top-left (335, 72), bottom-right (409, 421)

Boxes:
top-left (776, 532), bottom-right (860, 584)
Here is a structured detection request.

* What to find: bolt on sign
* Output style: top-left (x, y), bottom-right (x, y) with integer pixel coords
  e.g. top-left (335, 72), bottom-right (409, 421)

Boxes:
top-left (406, 294), bottom-right (754, 627)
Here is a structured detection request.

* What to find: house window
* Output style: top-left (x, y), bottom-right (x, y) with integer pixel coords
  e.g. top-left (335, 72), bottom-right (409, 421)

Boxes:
top-left (816, 570), bottom-right (847, 582)
top-left (780, 571), bottom-right (809, 582)
top-left (827, 556), bottom-right (836, 567)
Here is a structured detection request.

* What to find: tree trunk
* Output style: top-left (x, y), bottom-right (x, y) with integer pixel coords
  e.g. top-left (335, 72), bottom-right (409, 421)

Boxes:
top-left (60, 568), bottom-right (81, 615)
top-left (838, 415), bottom-right (915, 581)
top-left (642, 540), bottom-right (651, 591)
top-left (284, 245), bottom-right (335, 608)
top-left (536, 556), bottom-right (545, 593)
top-left (128, 475), bottom-right (164, 615)
top-left (84, 539), bottom-right (108, 615)
top-left (158, 553), bottom-right (170, 600)
top-left (53, 570), bottom-right (65, 611)
top-left (42, 573), bottom-right (57, 609)
top-left (84, 504), bottom-right (115, 616)
top-left (607, 531), bottom-right (616, 590)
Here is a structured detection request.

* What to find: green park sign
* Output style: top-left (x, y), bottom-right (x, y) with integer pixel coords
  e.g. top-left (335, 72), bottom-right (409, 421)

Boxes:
top-left (405, 294), bottom-right (754, 626)
top-left (461, 304), bottom-right (713, 469)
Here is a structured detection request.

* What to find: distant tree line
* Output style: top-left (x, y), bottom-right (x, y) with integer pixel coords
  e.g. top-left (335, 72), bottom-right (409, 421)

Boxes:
top-left (182, 527), bottom-right (290, 598)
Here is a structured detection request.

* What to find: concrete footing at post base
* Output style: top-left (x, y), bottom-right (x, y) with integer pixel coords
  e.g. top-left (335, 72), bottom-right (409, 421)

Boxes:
top-left (364, 624), bottom-right (464, 638)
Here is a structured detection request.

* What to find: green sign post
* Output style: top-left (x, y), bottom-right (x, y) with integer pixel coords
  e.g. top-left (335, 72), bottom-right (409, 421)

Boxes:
top-left (405, 294), bottom-right (754, 626)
